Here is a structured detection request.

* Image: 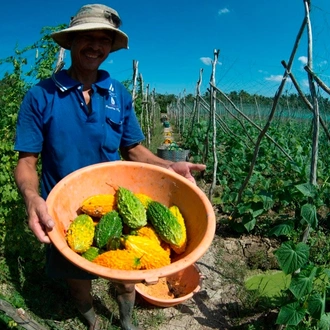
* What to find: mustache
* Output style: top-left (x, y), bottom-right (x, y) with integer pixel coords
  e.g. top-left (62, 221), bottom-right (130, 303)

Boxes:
top-left (83, 48), bottom-right (103, 56)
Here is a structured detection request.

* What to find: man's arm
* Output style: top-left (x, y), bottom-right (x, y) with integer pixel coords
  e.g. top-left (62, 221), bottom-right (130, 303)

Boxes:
top-left (120, 144), bottom-right (206, 184)
top-left (120, 143), bottom-right (174, 168)
top-left (14, 152), bottom-right (54, 243)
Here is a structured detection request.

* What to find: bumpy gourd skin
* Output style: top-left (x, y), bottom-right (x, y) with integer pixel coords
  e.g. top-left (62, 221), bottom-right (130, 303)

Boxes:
top-left (121, 235), bottom-right (171, 269)
top-left (147, 201), bottom-right (183, 247)
top-left (80, 194), bottom-right (117, 217)
top-left (132, 225), bottom-right (162, 244)
top-left (66, 214), bottom-right (95, 253)
top-left (134, 193), bottom-right (153, 209)
top-left (169, 205), bottom-right (187, 254)
top-left (93, 249), bottom-right (142, 270)
top-left (116, 187), bottom-right (147, 229)
top-left (132, 224), bottom-right (171, 256)
top-left (81, 246), bottom-right (100, 261)
top-left (94, 210), bottom-right (123, 248)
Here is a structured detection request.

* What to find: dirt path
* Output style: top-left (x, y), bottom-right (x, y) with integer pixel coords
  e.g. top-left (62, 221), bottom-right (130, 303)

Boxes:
top-left (134, 226), bottom-right (280, 330)
top-left (136, 235), bottom-right (227, 329)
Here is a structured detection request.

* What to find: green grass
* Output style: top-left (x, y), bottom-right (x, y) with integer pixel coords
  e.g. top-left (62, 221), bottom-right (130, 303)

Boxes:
top-left (143, 119), bottom-right (166, 154)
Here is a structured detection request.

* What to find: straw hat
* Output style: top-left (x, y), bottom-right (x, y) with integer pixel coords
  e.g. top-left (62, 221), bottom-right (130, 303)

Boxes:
top-left (51, 4), bottom-right (129, 53)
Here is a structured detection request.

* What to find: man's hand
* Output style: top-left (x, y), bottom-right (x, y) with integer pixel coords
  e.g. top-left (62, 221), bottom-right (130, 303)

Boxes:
top-left (167, 162), bottom-right (206, 184)
top-left (26, 195), bottom-right (55, 244)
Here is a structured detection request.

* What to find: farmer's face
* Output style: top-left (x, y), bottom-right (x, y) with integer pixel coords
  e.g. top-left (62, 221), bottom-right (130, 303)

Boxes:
top-left (70, 30), bottom-right (113, 72)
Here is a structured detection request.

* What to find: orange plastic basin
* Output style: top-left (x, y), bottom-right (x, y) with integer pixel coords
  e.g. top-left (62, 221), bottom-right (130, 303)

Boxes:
top-left (135, 263), bottom-right (204, 307)
top-left (46, 161), bottom-right (216, 284)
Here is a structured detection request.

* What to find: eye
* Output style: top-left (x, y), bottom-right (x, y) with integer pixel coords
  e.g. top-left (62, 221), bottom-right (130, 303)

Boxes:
top-left (75, 34), bottom-right (112, 46)
top-left (77, 35), bottom-right (93, 42)
top-left (101, 37), bottom-right (112, 45)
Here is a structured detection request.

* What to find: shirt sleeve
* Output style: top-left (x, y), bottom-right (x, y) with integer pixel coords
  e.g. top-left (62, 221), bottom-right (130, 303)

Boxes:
top-left (117, 83), bottom-right (145, 148)
top-left (14, 87), bottom-right (45, 153)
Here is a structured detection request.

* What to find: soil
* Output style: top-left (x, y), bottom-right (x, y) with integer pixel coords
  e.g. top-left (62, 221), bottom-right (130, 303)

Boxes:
top-left (130, 210), bottom-right (281, 330)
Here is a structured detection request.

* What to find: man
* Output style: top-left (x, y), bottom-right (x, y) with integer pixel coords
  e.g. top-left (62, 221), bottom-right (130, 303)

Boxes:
top-left (14, 4), bottom-right (205, 330)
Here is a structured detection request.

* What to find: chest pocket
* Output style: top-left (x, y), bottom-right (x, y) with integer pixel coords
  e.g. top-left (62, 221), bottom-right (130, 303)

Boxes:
top-left (103, 108), bottom-right (124, 155)
top-left (106, 111), bottom-right (123, 127)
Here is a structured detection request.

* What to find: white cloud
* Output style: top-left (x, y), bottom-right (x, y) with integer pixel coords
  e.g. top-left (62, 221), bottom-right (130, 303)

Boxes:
top-left (299, 57), bottom-right (327, 70)
top-left (200, 57), bottom-right (222, 66)
top-left (200, 57), bottom-right (213, 65)
top-left (218, 8), bottom-right (230, 15)
top-left (265, 75), bottom-right (283, 82)
top-left (298, 56), bottom-right (308, 65)
top-left (265, 75), bottom-right (292, 83)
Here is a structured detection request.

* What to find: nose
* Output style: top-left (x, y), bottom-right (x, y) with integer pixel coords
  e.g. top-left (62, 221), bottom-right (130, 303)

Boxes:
top-left (88, 39), bottom-right (103, 49)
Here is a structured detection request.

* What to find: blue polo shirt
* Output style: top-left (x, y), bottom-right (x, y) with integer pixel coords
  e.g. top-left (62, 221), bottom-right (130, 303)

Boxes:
top-left (15, 69), bottom-right (145, 199)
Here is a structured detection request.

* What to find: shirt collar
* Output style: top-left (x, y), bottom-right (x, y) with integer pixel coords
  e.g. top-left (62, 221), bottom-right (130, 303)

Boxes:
top-left (52, 69), bottom-right (112, 92)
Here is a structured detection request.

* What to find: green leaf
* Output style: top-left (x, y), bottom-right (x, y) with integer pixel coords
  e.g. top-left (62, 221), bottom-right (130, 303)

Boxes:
top-left (237, 203), bottom-right (252, 215)
top-left (243, 217), bottom-right (256, 232)
top-left (274, 242), bottom-right (309, 275)
top-left (295, 182), bottom-right (317, 198)
top-left (276, 302), bottom-right (306, 325)
top-left (319, 313), bottom-right (330, 330)
top-left (301, 203), bottom-right (318, 228)
top-left (269, 221), bottom-right (294, 237)
top-left (259, 192), bottom-right (274, 210)
top-left (289, 267), bottom-right (317, 299)
top-left (252, 209), bottom-right (264, 218)
top-left (322, 268), bottom-right (330, 278)
top-left (307, 292), bottom-right (325, 320)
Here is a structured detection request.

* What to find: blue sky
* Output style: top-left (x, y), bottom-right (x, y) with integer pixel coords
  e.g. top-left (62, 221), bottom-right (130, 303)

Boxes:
top-left (1, 0), bottom-right (330, 97)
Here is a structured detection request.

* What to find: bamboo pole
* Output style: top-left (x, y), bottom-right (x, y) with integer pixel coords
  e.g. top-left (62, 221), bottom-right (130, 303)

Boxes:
top-left (54, 47), bottom-right (65, 73)
top-left (301, 0), bottom-right (319, 244)
top-left (132, 60), bottom-right (139, 106)
top-left (237, 15), bottom-right (307, 204)
top-left (305, 65), bottom-right (330, 95)
top-left (210, 82), bottom-right (293, 161)
top-left (281, 61), bottom-right (330, 141)
top-left (145, 83), bottom-right (151, 147)
top-left (208, 49), bottom-right (220, 200)
top-left (0, 299), bottom-right (47, 330)
top-left (181, 89), bottom-right (186, 135)
top-left (304, 0), bottom-right (319, 187)
top-left (197, 68), bottom-right (203, 123)
top-left (151, 88), bottom-right (156, 134)
top-left (138, 73), bottom-right (145, 132)
top-left (187, 69), bottom-right (204, 139)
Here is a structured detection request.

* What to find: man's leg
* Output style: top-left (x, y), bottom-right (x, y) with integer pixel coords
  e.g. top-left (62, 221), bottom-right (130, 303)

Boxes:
top-left (67, 278), bottom-right (100, 330)
top-left (115, 283), bottom-right (141, 330)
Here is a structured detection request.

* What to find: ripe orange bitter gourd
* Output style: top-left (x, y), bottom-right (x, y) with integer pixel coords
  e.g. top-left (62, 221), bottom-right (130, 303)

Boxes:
top-left (121, 235), bottom-right (171, 270)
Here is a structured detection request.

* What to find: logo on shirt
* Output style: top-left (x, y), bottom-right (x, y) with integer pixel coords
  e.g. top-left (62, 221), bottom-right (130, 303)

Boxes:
top-left (106, 86), bottom-right (120, 112)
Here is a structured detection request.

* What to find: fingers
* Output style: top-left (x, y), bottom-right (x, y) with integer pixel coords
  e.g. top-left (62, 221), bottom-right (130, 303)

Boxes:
top-left (35, 230), bottom-right (52, 244)
top-left (28, 218), bottom-right (52, 244)
top-left (188, 163), bottom-right (206, 172)
top-left (39, 212), bottom-right (55, 230)
top-left (27, 199), bottom-right (55, 244)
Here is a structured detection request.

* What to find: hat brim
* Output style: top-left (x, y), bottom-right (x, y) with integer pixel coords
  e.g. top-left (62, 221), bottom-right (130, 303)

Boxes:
top-left (51, 23), bottom-right (129, 53)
